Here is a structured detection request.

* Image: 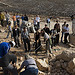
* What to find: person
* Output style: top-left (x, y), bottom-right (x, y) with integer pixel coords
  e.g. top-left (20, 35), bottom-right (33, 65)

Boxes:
top-left (21, 27), bottom-right (31, 52)
top-left (21, 14), bottom-right (24, 21)
top-left (41, 29), bottom-right (52, 54)
top-left (33, 17), bottom-right (37, 31)
top-left (24, 14), bottom-right (28, 21)
top-left (6, 21), bottom-right (13, 39)
top-left (18, 54), bottom-right (38, 75)
top-left (16, 13), bottom-right (20, 27)
top-left (36, 15), bottom-right (40, 29)
top-left (0, 41), bottom-right (18, 75)
top-left (34, 30), bottom-right (41, 54)
top-left (0, 11), bottom-right (4, 26)
top-left (46, 17), bottom-right (50, 28)
top-left (43, 24), bottom-right (51, 35)
top-left (61, 21), bottom-right (66, 43)
top-left (5, 11), bottom-right (10, 26)
top-left (54, 20), bottom-right (60, 44)
top-left (51, 28), bottom-right (57, 47)
top-left (13, 25), bottom-right (20, 48)
top-left (13, 14), bottom-right (16, 26)
top-left (64, 24), bottom-right (69, 44)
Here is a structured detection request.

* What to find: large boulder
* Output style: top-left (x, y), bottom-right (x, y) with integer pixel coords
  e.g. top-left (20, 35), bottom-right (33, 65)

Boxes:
top-left (36, 59), bottom-right (49, 72)
top-left (56, 49), bottom-right (75, 61)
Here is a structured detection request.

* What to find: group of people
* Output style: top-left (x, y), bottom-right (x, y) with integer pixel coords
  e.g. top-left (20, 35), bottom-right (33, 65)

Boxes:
top-left (0, 11), bottom-right (70, 75)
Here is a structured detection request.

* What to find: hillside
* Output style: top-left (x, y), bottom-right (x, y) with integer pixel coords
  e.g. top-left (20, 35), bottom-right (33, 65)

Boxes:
top-left (0, 0), bottom-right (75, 16)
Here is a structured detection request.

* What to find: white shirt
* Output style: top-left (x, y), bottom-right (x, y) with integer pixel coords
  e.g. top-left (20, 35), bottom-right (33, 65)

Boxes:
top-left (47, 18), bottom-right (50, 23)
top-left (36, 17), bottom-right (40, 22)
top-left (44, 33), bottom-right (50, 39)
top-left (64, 27), bottom-right (69, 33)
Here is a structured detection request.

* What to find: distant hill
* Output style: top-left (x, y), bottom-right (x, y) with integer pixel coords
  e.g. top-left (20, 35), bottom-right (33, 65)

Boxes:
top-left (0, 0), bottom-right (75, 16)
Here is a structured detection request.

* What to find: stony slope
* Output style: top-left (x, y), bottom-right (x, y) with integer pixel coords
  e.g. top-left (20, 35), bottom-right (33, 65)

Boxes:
top-left (0, 0), bottom-right (75, 16)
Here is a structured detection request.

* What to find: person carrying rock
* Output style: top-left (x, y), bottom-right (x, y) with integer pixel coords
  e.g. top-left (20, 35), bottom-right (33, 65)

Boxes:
top-left (41, 29), bottom-right (52, 54)
top-left (0, 41), bottom-right (18, 75)
top-left (18, 54), bottom-right (38, 75)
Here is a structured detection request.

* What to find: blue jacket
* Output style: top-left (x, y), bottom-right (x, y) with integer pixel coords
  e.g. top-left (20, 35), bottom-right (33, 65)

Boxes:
top-left (0, 42), bottom-right (11, 58)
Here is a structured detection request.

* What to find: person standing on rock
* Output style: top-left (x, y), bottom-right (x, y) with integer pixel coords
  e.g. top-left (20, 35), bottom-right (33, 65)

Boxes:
top-left (64, 24), bottom-right (69, 44)
top-left (54, 20), bottom-right (60, 44)
top-left (21, 27), bottom-right (31, 52)
top-left (16, 13), bottom-right (20, 27)
top-left (61, 21), bottom-right (66, 43)
top-left (13, 14), bottom-right (16, 26)
top-left (5, 11), bottom-right (10, 26)
top-left (0, 11), bottom-right (4, 27)
top-left (24, 14), bottom-right (28, 21)
top-left (0, 41), bottom-right (18, 75)
top-left (46, 17), bottom-right (51, 28)
top-left (13, 25), bottom-right (20, 48)
top-left (36, 15), bottom-right (40, 30)
top-left (18, 54), bottom-right (38, 75)
top-left (6, 21), bottom-right (13, 39)
top-left (41, 29), bottom-right (52, 54)
top-left (33, 17), bottom-right (37, 31)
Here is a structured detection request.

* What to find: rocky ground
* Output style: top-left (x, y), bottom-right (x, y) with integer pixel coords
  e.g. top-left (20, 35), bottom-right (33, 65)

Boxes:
top-left (0, 0), bottom-right (75, 16)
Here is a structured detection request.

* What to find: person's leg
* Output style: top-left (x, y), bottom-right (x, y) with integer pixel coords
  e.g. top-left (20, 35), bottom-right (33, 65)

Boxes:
top-left (61, 32), bottom-right (63, 42)
top-left (6, 31), bottom-right (10, 38)
top-left (64, 33), bottom-right (67, 44)
top-left (66, 33), bottom-right (69, 43)
top-left (23, 39), bottom-right (27, 52)
top-left (6, 18), bottom-right (9, 25)
top-left (27, 39), bottom-right (30, 51)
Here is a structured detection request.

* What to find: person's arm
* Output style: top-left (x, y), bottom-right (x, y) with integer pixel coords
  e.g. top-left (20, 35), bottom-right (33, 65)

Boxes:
top-left (18, 62), bottom-right (25, 73)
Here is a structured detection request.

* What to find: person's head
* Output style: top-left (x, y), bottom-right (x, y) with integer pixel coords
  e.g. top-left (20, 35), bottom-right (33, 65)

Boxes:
top-left (15, 25), bottom-right (18, 29)
top-left (64, 21), bottom-right (66, 25)
top-left (9, 41), bottom-right (15, 47)
top-left (23, 27), bottom-right (27, 32)
top-left (45, 24), bottom-right (47, 28)
top-left (56, 20), bottom-right (58, 23)
top-left (24, 54), bottom-right (31, 60)
top-left (66, 24), bottom-right (69, 27)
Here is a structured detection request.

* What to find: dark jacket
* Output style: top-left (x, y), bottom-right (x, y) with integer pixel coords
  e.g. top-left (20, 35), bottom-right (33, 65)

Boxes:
top-left (13, 28), bottom-right (19, 37)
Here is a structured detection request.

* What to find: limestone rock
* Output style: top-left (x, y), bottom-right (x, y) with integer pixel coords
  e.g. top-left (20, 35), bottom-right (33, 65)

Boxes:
top-left (56, 50), bottom-right (75, 61)
top-left (36, 59), bottom-right (49, 72)
top-left (68, 58), bottom-right (75, 70)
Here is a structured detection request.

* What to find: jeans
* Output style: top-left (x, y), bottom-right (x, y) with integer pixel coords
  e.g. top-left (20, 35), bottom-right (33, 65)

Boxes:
top-left (6, 31), bottom-right (13, 38)
top-left (14, 21), bottom-right (16, 26)
top-left (3, 64), bottom-right (18, 75)
top-left (20, 68), bottom-right (38, 75)
top-left (61, 32), bottom-right (64, 42)
top-left (23, 39), bottom-right (30, 52)
top-left (14, 36), bottom-right (20, 47)
top-left (46, 39), bottom-right (52, 53)
top-left (17, 19), bottom-right (20, 27)
top-left (64, 33), bottom-right (69, 44)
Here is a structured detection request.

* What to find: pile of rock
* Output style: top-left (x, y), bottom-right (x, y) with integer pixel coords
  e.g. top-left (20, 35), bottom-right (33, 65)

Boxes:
top-left (49, 48), bottom-right (75, 75)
